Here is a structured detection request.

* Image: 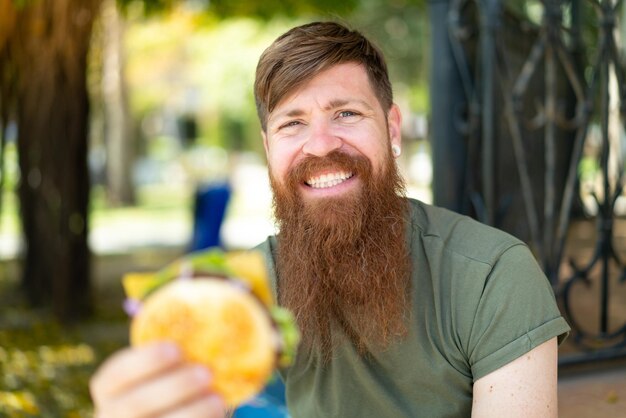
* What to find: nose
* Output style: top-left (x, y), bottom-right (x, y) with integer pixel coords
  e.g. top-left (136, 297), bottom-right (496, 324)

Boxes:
top-left (302, 121), bottom-right (342, 157)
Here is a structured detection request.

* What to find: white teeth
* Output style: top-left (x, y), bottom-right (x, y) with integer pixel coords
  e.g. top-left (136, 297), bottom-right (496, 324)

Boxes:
top-left (306, 171), bottom-right (353, 189)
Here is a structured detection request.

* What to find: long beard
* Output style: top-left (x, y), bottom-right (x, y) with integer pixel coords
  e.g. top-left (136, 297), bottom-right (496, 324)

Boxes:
top-left (270, 150), bottom-right (411, 359)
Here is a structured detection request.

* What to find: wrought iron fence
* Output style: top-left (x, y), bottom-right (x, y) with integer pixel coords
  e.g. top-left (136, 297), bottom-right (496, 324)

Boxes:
top-left (430, 0), bottom-right (626, 363)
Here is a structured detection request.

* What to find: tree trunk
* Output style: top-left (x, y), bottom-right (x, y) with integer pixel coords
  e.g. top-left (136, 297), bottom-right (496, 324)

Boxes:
top-left (3, 0), bottom-right (101, 320)
top-left (102, 0), bottom-right (135, 205)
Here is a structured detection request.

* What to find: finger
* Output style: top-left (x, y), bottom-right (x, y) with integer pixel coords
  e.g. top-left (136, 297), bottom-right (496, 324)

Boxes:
top-left (98, 364), bottom-right (213, 418)
top-left (161, 395), bottom-right (227, 418)
top-left (91, 342), bottom-right (182, 404)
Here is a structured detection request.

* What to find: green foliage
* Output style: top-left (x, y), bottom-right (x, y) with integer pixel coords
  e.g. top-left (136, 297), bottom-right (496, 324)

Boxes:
top-left (1, 143), bottom-right (19, 191)
top-left (122, 0), bottom-right (433, 155)
top-left (202, 0), bottom-right (358, 19)
top-left (117, 0), bottom-right (358, 19)
top-left (10, 0), bottom-right (36, 9)
top-left (503, 0), bottom-right (603, 62)
top-left (117, 0), bottom-right (177, 16)
top-left (124, 15), bottom-right (299, 152)
top-left (579, 155), bottom-right (600, 182)
top-left (353, 0), bottom-right (428, 84)
top-left (351, 0), bottom-right (430, 113)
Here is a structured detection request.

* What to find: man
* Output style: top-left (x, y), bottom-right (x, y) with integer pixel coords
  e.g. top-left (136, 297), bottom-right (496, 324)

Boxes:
top-left (90, 21), bottom-right (570, 417)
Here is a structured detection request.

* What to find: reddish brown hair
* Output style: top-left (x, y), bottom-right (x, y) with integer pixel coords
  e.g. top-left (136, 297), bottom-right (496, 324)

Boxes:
top-left (254, 21), bottom-right (393, 131)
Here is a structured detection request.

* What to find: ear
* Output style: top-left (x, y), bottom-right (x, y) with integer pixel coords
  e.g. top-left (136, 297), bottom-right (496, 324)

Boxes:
top-left (387, 103), bottom-right (402, 149)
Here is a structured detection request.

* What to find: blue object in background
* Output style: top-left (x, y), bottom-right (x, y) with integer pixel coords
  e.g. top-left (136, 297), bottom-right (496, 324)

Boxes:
top-left (189, 181), bottom-right (231, 251)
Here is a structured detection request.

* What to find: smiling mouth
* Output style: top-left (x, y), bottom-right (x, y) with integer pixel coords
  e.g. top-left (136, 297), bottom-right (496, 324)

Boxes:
top-left (305, 171), bottom-right (354, 189)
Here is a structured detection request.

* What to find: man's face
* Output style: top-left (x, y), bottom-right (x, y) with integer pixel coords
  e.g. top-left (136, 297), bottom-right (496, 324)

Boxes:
top-left (261, 62), bottom-right (410, 356)
top-left (262, 62), bottom-right (402, 202)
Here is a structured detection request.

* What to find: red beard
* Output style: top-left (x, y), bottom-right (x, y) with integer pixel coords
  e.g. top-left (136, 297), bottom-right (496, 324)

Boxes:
top-left (270, 150), bottom-right (411, 359)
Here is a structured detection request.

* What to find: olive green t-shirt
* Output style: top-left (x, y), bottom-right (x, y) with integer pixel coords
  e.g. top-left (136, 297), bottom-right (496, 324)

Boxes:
top-left (258, 198), bottom-right (570, 418)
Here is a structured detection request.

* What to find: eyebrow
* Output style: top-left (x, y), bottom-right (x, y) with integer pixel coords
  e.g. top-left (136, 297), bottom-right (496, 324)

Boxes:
top-left (325, 99), bottom-right (374, 112)
top-left (269, 98), bottom-right (375, 125)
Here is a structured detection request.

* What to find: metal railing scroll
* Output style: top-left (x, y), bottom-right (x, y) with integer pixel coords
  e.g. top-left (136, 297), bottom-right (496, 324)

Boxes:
top-left (441, 0), bottom-right (626, 362)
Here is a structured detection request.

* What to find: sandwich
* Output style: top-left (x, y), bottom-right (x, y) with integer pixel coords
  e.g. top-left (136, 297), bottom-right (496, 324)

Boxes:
top-left (122, 249), bottom-right (299, 407)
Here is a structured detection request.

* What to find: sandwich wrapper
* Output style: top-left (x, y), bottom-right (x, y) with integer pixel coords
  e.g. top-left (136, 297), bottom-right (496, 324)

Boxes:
top-left (121, 248), bottom-right (300, 369)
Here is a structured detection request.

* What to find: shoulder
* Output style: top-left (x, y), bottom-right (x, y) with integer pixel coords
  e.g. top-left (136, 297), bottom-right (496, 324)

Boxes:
top-left (407, 198), bottom-right (527, 269)
top-left (406, 200), bottom-right (569, 376)
top-left (406, 198), bottom-right (548, 337)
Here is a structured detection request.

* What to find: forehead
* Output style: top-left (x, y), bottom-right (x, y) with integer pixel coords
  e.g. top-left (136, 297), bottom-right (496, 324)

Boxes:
top-left (272, 63), bottom-right (379, 113)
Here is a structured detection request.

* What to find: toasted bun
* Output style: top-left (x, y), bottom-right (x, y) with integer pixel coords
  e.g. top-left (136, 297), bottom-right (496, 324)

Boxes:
top-left (130, 279), bottom-right (276, 406)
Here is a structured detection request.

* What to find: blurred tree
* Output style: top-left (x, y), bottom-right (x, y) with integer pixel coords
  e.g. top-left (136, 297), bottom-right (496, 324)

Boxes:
top-left (102, 0), bottom-right (136, 205)
top-left (0, 0), bottom-right (100, 320)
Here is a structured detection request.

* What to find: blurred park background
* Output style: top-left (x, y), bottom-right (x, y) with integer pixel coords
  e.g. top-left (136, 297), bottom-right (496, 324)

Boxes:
top-left (0, 1), bottom-right (433, 415)
top-left (1, 0), bottom-right (626, 416)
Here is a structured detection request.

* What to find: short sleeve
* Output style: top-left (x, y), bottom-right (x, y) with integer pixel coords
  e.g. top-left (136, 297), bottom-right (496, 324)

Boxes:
top-left (466, 244), bottom-right (570, 381)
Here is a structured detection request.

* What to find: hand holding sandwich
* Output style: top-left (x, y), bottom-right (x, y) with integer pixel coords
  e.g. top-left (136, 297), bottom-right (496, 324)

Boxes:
top-left (90, 342), bottom-right (227, 418)
top-left (90, 249), bottom-right (299, 418)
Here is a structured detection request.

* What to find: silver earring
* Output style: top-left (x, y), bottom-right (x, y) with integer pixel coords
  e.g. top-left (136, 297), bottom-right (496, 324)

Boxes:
top-left (391, 144), bottom-right (401, 157)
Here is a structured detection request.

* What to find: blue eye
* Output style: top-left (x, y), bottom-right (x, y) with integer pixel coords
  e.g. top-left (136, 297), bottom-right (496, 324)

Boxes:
top-left (339, 111), bottom-right (357, 118)
top-left (280, 121), bottom-right (301, 130)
